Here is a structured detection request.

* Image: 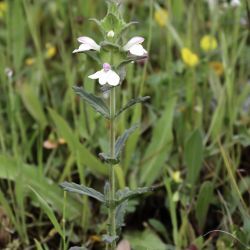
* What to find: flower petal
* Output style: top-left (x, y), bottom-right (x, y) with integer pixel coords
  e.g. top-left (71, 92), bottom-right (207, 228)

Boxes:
top-left (99, 72), bottom-right (109, 85)
top-left (88, 70), bottom-right (103, 80)
top-left (123, 36), bottom-right (145, 51)
top-left (77, 36), bottom-right (101, 51)
top-left (106, 70), bottom-right (120, 86)
top-left (73, 44), bottom-right (92, 53)
top-left (129, 44), bottom-right (147, 56)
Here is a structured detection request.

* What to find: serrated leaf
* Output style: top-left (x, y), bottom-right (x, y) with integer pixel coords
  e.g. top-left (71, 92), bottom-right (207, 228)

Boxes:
top-left (73, 86), bottom-right (110, 119)
top-left (60, 182), bottom-right (105, 203)
top-left (116, 187), bottom-right (153, 205)
top-left (115, 97), bottom-right (150, 118)
top-left (115, 124), bottom-right (139, 159)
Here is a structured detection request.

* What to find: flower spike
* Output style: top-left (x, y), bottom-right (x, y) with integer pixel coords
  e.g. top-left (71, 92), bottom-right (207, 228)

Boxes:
top-left (123, 36), bottom-right (147, 56)
top-left (73, 36), bottom-right (101, 54)
top-left (88, 63), bottom-right (120, 86)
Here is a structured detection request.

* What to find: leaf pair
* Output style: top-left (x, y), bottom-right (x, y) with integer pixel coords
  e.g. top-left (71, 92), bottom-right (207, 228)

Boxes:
top-left (99, 124), bottom-right (139, 164)
top-left (60, 182), bottom-right (153, 243)
top-left (60, 182), bottom-right (152, 206)
top-left (73, 86), bottom-right (150, 120)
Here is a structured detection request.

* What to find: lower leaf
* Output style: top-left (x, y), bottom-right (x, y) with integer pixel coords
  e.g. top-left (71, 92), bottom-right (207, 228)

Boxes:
top-left (60, 182), bottom-right (105, 203)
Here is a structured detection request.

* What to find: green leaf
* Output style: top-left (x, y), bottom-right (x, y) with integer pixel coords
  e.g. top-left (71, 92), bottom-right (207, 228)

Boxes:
top-left (119, 21), bottom-right (138, 36)
top-left (195, 181), bottom-right (213, 230)
top-left (116, 200), bottom-right (128, 231)
top-left (34, 239), bottom-right (44, 250)
top-left (184, 129), bottom-right (204, 186)
top-left (48, 108), bottom-right (107, 176)
top-left (140, 97), bottom-right (177, 185)
top-left (117, 55), bottom-right (148, 68)
top-left (9, 0), bottom-right (26, 72)
top-left (104, 182), bottom-right (110, 201)
top-left (0, 155), bottom-right (81, 221)
top-left (30, 187), bottom-right (63, 237)
top-left (19, 84), bottom-right (47, 128)
top-left (115, 124), bottom-right (139, 159)
top-left (208, 94), bottom-right (226, 142)
top-left (116, 187), bottom-right (153, 205)
top-left (148, 219), bottom-right (168, 239)
top-left (89, 18), bottom-right (105, 36)
top-left (73, 86), bottom-right (110, 119)
top-left (124, 229), bottom-right (167, 250)
top-left (60, 182), bottom-right (105, 203)
top-left (99, 152), bottom-right (120, 164)
top-left (115, 97), bottom-right (150, 118)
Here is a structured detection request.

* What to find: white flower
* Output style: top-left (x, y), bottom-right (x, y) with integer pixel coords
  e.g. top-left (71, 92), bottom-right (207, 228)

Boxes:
top-left (88, 63), bottom-right (120, 86)
top-left (107, 30), bottom-right (115, 38)
top-left (73, 36), bottom-right (101, 53)
top-left (4, 68), bottom-right (13, 79)
top-left (230, 0), bottom-right (241, 7)
top-left (123, 36), bottom-right (147, 56)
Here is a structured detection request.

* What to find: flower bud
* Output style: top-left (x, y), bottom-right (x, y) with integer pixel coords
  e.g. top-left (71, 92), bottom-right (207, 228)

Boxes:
top-left (107, 30), bottom-right (115, 38)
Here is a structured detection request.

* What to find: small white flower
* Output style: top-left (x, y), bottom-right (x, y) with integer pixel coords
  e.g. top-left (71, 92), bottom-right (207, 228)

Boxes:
top-left (230, 0), bottom-right (241, 7)
top-left (5, 68), bottom-right (13, 79)
top-left (123, 36), bottom-right (147, 56)
top-left (73, 36), bottom-right (101, 54)
top-left (88, 63), bottom-right (120, 86)
top-left (107, 30), bottom-right (115, 38)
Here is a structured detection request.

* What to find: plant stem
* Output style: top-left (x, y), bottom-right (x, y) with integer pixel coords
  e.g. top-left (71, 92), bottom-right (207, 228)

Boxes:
top-left (109, 86), bottom-right (116, 249)
top-left (63, 191), bottom-right (67, 250)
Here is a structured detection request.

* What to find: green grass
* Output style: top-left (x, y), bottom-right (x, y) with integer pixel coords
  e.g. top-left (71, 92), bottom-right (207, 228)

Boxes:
top-left (0, 0), bottom-right (249, 249)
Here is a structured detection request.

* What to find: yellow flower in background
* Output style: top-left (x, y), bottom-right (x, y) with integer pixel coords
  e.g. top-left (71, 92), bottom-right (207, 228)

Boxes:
top-left (210, 61), bottom-right (224, 76)
top-left (45, 43), bottom-right (57, 59)
top-left (181, 48), bottom-right (199, 67)
top-left (25, 58), bottom-right (36, 66)
top-left (200, 35), bottom-right (218, 52)
top-left (172, 171), bottom-right (183, 184)
top-left (90, 235), bottom-right (102, 242)
top-left (0, 1), bottom-right (7, 18)
top-left (154, 8), bottom-right (168, 27)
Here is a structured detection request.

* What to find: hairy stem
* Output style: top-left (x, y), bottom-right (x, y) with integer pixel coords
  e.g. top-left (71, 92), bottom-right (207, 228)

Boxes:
top-left (109, 86), bottom-right (116, 249)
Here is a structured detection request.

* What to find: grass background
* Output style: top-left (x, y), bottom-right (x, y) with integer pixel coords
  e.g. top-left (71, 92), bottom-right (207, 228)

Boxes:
top-left (0, 0), bottom-right (249, 249)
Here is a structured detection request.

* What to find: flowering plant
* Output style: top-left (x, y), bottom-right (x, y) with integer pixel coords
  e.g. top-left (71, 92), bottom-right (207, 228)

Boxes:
top-left (60, 0), bottom-right (151, 249)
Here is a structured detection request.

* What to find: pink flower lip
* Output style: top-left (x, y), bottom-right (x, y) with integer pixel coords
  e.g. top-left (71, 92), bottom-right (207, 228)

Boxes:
top-left (103, 63), bottom-right (111, 72)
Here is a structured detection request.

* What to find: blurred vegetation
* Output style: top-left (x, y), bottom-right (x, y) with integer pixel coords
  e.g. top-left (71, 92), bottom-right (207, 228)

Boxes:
top-left (0, 0), bottom-right (249, 249)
